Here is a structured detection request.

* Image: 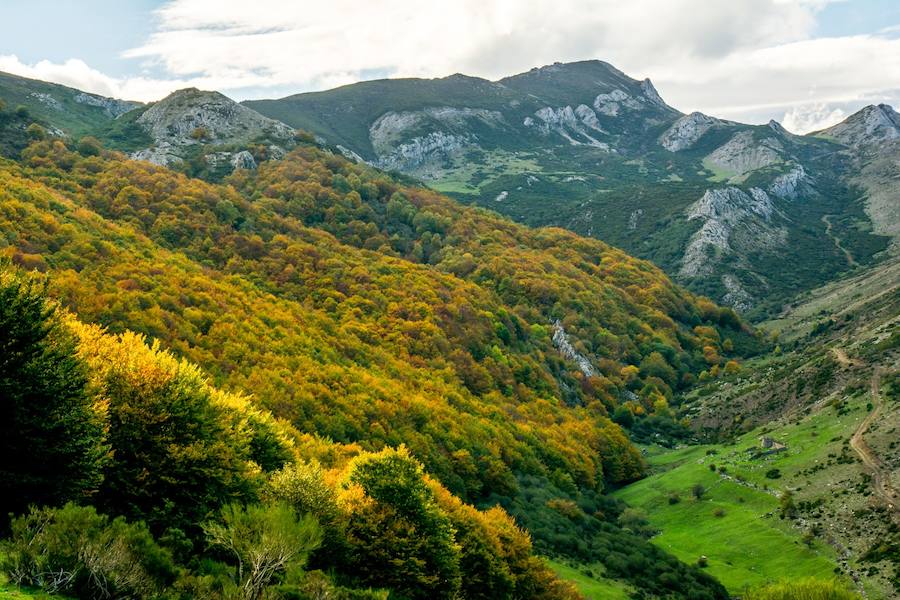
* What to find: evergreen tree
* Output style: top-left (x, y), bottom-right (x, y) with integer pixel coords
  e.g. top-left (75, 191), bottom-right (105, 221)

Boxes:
top-left (0, 266), bottom-right (106, 524)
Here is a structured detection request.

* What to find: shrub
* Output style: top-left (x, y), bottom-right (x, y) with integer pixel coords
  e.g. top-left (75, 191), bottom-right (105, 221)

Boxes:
top-left (0, 503), bottom-right (176, 599)
top-left (743, 578), bottom-right (860, 599)
top-left (713, 507), bottom-right (726, 518)
top-left (668, 493), bottom-right (681, 505)
top-left (203, 503), bottom-right (321, 600)
top-left (692, 484), bottom-right (707, 500)
top-left (766, 468), bottom-right (782, 479)
top-left (26, 123), bottom-right (46, 140)
top-left (76, 136), bottom-right (103, 156)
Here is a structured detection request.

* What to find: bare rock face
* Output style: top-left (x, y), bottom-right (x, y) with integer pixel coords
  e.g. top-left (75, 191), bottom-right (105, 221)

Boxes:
top-left (659, 112), bottom-right (720, 152)
top-left (136, 88), bottom-right (293, 148)
top-left (527, 105), bottom-right (609, 149)
top-left (822, 104), bottom-right (900, 148)
top-left (551, 320), bottom-right (595, 377)
top-left (368, 107), bottom-right (506, 175)
top-left (73, 92), bottom-right (140, 118)
top-left (640, 78), bottom-right (676, 112)
top-left (680, 187), bottom-right (782, 283)
top-left (769, 165), bottom-right (813, 200)
top-left (130, 88), bottom-right (293, 168)
top-left (704, 131), bottom-right (783, 176)
top-left (131, 142), bottom-right (183, 167)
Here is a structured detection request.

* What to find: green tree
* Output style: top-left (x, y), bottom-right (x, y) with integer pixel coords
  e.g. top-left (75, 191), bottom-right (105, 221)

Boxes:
top-left (0, 266), bottom-right (106, 525)
top-left (343, 446), bottom-right (462, 599)
top-left (76, 136), bottom-right (103, 156)
top-left (25, 123), bottom-right (46, 140)
top-left (779, 490), bottom-right (797, 519)
top-left (266, 460), bottom-right (345, 565)
top-left (203, 503), bottom-right (321, 600)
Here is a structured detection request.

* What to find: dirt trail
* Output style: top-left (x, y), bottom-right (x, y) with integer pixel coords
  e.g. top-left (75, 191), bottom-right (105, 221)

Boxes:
top-left (832, 347), bottom-right (857, 367)
top-left (850, 368), bottom-right (900, 518)
top-left (822, 215), bottom-right (859, 268)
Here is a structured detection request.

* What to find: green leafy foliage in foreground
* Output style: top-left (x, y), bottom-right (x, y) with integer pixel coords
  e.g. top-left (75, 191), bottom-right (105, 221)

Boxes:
top-left (0, 264), bottom-right (580, 600)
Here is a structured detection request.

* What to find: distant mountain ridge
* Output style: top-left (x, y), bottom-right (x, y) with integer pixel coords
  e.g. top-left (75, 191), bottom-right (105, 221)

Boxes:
top-left (246, 60), bottom-right (893, 318)
top-left (0, 61), bottom-right (895, 317)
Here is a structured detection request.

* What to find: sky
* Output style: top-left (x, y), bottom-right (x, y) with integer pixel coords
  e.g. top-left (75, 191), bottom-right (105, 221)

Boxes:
top-left (1, 0), bottom-right (899, 133)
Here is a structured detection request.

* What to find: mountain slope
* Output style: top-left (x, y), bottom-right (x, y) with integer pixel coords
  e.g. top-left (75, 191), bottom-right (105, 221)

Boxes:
top-left (667, 255), bottom-right (900, 597)
top-left (126, 87), bottom-right (297, 172)
top-left (0, 136), bottom-right (746, 597)
top-left (0, 70), bottom-right (140, 138)
top-left (247, 61), bottom-right (890, 317)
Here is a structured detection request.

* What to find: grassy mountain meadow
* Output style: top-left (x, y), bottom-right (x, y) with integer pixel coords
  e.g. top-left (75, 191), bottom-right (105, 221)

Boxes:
top-left (0, 61), bottom-right (896, 600)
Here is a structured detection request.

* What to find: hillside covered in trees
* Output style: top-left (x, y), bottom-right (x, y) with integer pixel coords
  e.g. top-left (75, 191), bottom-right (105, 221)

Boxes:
top-left (0, 118), bottom-right (760, 597)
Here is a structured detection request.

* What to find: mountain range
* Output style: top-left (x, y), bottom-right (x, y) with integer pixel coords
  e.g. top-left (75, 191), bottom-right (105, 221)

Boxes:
top-left (0, 59), bottom-right (897, 600)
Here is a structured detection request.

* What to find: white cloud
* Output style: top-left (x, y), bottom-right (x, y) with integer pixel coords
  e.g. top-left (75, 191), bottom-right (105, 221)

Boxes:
top-left (781, 103), bottom-right (847, 134)
top-left (0, 0), bottom-right (897, 128)
top-left (0, 54), bottom-right (195, 102)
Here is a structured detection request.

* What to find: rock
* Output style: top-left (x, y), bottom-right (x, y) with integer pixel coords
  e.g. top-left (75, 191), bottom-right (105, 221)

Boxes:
top-left (231, 150), bottom-right (257, 170)
top-left (769, 165), bottom-right (813, 200)
top-left (368, 106), bottom-right (506, 174)
top-left (704, 131), bottom-right (783, 176)
top-left (527, 105), bottom-right (609, 149)
top-left (336, 145), bottom-right (365, 163)
top-left (721, 274), bottom-right (754, 311)
top-left (551, 320), bottom-right (595, 377)
top-left (73, 92), bottom-right (139, 118)
top-left (659, 112), bottom-right (720, 151)
top-left (130, 141), bottom-right (183, 166)
top-left (680, 187), bottom-right (783, 279)
top-left (821, 104), bottom-right (900, 148)
top-left (640, 78), bottom-right (677, 112)
top-left (494, 191), bottom-right (508, 202)
top-left (628, 208), bottom-right (644, 230)
top-left (767, 119), bottom-right (792, 138)
top-left (136, 88), bottom-right (293, 148)
top-left (29, 92), bottom-right (62, 111)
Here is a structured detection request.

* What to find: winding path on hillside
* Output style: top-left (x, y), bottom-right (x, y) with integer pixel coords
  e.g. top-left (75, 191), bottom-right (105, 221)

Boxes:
top-left (821, 215), bottom-right (858, 269)
top-left (849, 368), bottom-right (900, 519)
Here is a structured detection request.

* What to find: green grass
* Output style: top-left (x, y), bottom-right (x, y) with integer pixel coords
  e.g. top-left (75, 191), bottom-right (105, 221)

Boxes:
top-left (611, 396), bottom-right (871, 594)
top-left (545, 559), bottom-right (633, 600)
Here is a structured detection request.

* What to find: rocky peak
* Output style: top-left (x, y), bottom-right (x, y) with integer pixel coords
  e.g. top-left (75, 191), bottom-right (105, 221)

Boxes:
top-left (640, 78), bottom-right (678, 113)
top-left (136, 88), bottom-right (293, 148)
top-left (659, 111), bottom-right (720, 151)
top-left (131, 88), bottom-right (294, 167)
top-left (821, 103), bottom-right (900, 147)
top-left (767, 119), bottom-right (792, 138)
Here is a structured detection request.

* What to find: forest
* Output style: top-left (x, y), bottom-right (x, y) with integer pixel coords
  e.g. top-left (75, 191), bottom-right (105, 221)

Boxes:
top-left (0, 125), bottom-right (761, 598)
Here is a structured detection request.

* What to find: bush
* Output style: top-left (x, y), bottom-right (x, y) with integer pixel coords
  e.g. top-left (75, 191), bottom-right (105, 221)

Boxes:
top-left (743, 578), bottom-right (860, 599)
top-left (204, 503), bottom-right (321, 600)
top-left (668, 493), bottom-right (681, 505)
top-left (26, 123), bottom-right (46, 140)
top-left (692, 484), bottom-right (706, 500)
top-left (713, 507), bottom-right (726, 518)
top-left (766, 468), bottom-right (782, 479)
top-left (76, 136), bottom-right (103, 156)
top-left (0, 503), bottom-right (176, 599)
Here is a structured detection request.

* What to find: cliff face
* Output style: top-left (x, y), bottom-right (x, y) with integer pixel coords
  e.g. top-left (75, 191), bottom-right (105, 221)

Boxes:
top-left (130, 88), bottom-right (294, 168)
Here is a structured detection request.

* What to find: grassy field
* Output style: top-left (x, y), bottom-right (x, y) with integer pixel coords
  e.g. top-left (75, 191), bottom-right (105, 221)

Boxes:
top-left (545, 559), bottom-right (634, 600)
top-left (611, 394), bottom-right (872, 594)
